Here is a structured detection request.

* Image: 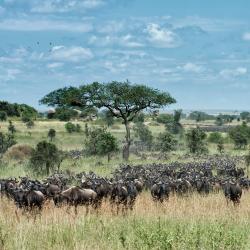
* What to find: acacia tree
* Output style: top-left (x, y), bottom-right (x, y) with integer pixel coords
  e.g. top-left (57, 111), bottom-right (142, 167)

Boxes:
top-left (30, 141), bottom-right (62, 175)
top-left (40, 81), bottom-right (176, 160)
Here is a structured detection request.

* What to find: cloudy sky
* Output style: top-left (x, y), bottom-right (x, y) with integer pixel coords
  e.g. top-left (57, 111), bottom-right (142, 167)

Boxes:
top-left (0, 0), bottom-right (250, 110)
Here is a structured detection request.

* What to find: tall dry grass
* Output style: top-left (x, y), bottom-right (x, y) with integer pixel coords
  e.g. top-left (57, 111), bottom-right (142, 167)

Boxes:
top-left (0, 191), bottom-right (249, 250)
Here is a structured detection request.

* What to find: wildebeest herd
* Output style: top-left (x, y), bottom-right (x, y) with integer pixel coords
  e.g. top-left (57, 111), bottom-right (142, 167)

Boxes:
top-left (0, 156), bottom-right (248, 214)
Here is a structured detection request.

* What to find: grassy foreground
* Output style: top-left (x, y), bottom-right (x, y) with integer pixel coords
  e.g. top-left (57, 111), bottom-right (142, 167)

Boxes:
top-left (0, 192), bottom-right (249, 250)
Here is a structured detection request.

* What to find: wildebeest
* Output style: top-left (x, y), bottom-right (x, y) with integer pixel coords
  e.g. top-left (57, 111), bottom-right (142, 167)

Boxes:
top-left (53, 186), bottom-right (97, 214)
top-left (151, 182), bottom-right (171, 202)
top-left (10, 188), bottom-right (45, 210)
top-left (110, 181), bottom-right (138, 213)
top-left (223, 182), bottom-right (242, 205)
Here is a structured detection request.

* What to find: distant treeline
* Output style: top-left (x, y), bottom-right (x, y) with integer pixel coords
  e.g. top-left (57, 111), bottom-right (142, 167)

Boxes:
top-left (0, 101), bottom-right (38, 119)
top-left (187, 111), bottom-right (250, 122)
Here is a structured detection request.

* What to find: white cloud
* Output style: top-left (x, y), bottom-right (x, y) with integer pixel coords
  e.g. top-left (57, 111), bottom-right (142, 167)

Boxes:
top-left (89, 34), bottom-right (144, 48)
top-left (0, 68), bottom-right (22, 81)
top-left (220, 67), bottom-right (248, 78)
top-left (182, 63), bottom-right (204, 73)
top-left (50, 46), bottom-right (93, 62)
top-left (242, 32), bottom-right (250, 41)
top-left (145, 23), bottom-right (180, 48)
top-left (31, 0), bottom-right (105, 13)
top-left (0, 19), bottom-right (92, 32)
top-left (47, 62), bottom-right (64, 69)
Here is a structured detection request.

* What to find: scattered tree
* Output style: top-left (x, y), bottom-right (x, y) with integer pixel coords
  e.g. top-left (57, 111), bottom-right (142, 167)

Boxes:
top-left (186, 127), bottom-right (207, 154)
top-left (229, 123), bottom-right (250, 149)
top-left (156, 131), bottom-right (177, 153)
top-left (0, 111), bottom-right (7, 121)
top-left (30, 141), bottom-right (62, 175)
top-left (65, 122), bottom-right (81, 133)
top-left (48, 129), bottom-right (56, 141)
top-left (8, 121), bottom-right (16, 134)
top-left (208, 132), bottom-right (223, 144)
top-left (26, 120), bottom-right (35, 129)
top-left (85, 128), bottom-right (118, 161)
top-left (40, 81), bottom-right (176, 161)
top-left (133, 122), bottom-right (153, 150)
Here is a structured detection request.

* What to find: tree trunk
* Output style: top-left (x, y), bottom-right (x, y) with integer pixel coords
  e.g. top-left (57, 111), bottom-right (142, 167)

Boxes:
top-left (123, 121), bottom-right (131, 161)
top-left (46, 162), bottom-right (50, 176)
top-left (108, 153), bottom-right (111, 162)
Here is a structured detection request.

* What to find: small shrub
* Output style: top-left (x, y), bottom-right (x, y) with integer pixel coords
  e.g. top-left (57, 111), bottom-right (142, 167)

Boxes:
top-left (48, 129), bottom-right (56, 141)
top-left (0, 111), bottom-right (7, 121)
top-left (65, 122), bottom-right (81, 133)
top-left (208, 132), bottom-right (223, 144)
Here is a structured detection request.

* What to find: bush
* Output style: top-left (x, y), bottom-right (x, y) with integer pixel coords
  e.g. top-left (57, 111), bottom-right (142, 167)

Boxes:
top-left (85, 128), bottom-right (118, 161)
top-left (186, 127), bottom-right (207, 154)
top-left (156, 131), bottom-right (177, 153)
top-left (229, 123), bottom-right (250, 149)
top-left (156, 114), bottom-right (173, 124)
top-left (8, 121), bottom-right (16, 134)
top-left (5, 144), bottom-right (33, 160)
top-left (65, 122), bottom-right (81, 133)
top-left (0, 111), bottom-right (7, 121)
top-left (30, 141), bottom-right (62, 175)
top-left (55, 107), bottom-right (78, 121)
top-left (208, 132), bottom-right (223, 144)
top-left (26, 120), bottom-right (35, 129)
top-left (48, 129), bottom-right (56, 141)
top-left (133, 122), bottom-right (153, 149)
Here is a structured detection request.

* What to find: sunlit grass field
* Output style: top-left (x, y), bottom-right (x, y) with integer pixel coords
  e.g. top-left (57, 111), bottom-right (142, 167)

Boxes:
top-left (0, 192), bottom-right (249, 250)
top-left (0, 119), bottom-right (249, 249)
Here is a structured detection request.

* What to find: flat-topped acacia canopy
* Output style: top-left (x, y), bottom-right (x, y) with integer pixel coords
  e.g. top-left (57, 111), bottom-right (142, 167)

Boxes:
top-left (40, 81), bottom-right (176, 160)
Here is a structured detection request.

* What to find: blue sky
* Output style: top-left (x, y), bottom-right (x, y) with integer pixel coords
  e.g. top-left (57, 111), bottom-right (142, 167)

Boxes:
top-left (0, 0), bottom-right (250, 110)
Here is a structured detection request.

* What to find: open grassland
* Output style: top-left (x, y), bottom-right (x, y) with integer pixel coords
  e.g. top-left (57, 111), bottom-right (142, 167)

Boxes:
top-left (0, 119), bottom-right (249, 249)
top-left (0, 192), bottom-right (249, 250)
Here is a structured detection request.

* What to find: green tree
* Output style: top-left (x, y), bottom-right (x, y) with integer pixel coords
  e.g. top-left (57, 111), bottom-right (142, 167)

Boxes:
top-left (134, 112), bottom-right (145, 123)
top-left (0, 111), bottom-right (7, 121)
top-left (65, 122), bottom-right (81, 133)
top-left (30, 141), bottom-right (62, 175)
top-left (55, 107), bottom-right (78, 121)
top-left (85, 128), bottom-right (118, 161)
top-left (48, 129), bottom-right (56, 141)
top-left (188, 111), bottom-right (215, 122)
top-left (133, 122), bottom-right (153, 150)
top-left (156, 113), bottom-right (173, 124)
top-left (240, 111), bottom-right (250, 121)
top-left (229, 123), bottom-right (250, 149)
top-left (165, 110), bottom-right (183, 134)
top-left (156, 131), bottom-right (177, 153)
top-left (40, 81), bottom-right (176, 160)
top-left (186, 127), bottom-right (207, 154)
top-left (0, 132), bottom-right (16, 158)
top-left (215, 117), bottom-right (224, 126)
top-left (65, 122), bottom-right (76, 133)
top-left (101, 110), bottom-right (114, 127)
top-left (26, 120), bottom-right (35, 129)
top-left (208, 132), bottom-right (223, 144)
top-left (8, 120), bottom-right (16, 134)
